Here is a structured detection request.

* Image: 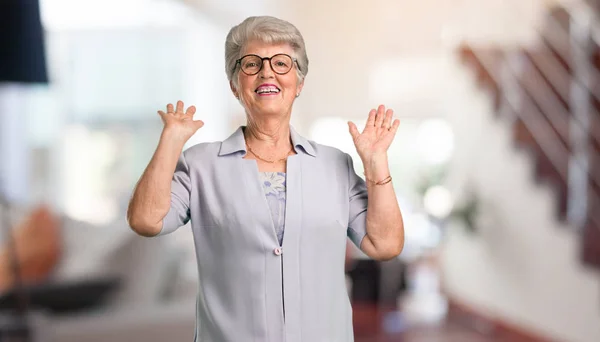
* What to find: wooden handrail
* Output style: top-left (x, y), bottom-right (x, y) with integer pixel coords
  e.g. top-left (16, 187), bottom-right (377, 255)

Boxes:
top-left (505, 54), bottom-right (600, 191)
top-left (460, 2), bottom-right (600, 244)
top-left (466, 47), bottom-right (600, 230)
top-left (542, 10), bottom-right (600, 103)
top-left (521, 49), bottom-right (600, 150)
top-left (518, 54), bottom-right (571, 148)
top-left (471, 50), bottom-right (569, 180)
top-left (529, 16), bottom-right (600, 147)
top-left (524, 48), bottom-right (570, 106)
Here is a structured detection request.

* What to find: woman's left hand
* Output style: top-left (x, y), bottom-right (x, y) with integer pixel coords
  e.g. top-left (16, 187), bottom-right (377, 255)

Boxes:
top-left (348, 104), bottom-right (400, 163)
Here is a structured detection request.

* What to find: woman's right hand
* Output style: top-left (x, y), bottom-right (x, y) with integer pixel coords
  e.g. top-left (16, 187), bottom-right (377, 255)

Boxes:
top-left (158, 100), bottom-right (204, 143)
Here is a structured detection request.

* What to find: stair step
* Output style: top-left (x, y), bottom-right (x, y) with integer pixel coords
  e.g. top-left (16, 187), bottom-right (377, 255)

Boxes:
top-left (521, 50), bottom-right (570, 110)
top-left (459, 36), bottom-right (600, 269)
top-left (512, 117), bottom-right (569, 220)
top-left (582, 221), bottom-right (600, 268)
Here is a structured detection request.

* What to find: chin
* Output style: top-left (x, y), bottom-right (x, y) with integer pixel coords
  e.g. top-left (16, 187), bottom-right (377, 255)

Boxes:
top-left (255, 102), bottom-right (288, 115)
top-left (257, 107), bottom-right (285, 116)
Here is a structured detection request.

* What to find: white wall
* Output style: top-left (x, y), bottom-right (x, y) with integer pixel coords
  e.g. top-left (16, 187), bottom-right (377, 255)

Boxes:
top-left (440, 58), bottom-right (600, 342)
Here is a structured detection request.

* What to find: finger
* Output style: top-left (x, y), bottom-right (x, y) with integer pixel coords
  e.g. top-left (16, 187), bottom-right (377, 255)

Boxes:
top-left (176, 100), bottom-right (184, 113)
top-left (365, 109), bottom-right (376, 129)
top-left (186, 105), bottom-right (196, 117)
top-left (194, 120), bottom-right (205, 129)
top-left (374, 104), bottom-right (385, 128)
top-left (348, 121), bottom-right (360, 140)
top-left (166, 103), bottom-right (174, 113)
top-left (388, 119), bottom-right (400, 134)
top-left (157, 110), bottom-right (167, 123)
top-left (158, 110), bottom-right (170, 119)
top-left (383, 109), bottom-right (393, 129)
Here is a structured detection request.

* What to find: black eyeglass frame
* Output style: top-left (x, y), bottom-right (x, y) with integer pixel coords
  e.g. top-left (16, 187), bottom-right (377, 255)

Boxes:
top-left (233, 53), bottom-right (299, 76)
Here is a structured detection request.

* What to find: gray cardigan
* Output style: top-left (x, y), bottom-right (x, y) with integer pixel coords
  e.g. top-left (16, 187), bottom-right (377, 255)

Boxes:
top-left (160, 126), bottom-right (368, 342)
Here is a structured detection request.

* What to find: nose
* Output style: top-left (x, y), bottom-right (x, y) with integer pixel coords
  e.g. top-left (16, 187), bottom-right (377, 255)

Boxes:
top-left (258, 59), bottom-right (275, 78)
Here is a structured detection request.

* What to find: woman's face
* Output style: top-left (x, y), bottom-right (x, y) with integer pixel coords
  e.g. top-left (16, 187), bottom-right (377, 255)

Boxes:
top-left (233, 40), bottom-right (304, 118)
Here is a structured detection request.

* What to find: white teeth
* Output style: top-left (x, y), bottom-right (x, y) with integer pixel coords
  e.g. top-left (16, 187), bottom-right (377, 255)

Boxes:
top-left (256, 86), bottom-right (280, 94)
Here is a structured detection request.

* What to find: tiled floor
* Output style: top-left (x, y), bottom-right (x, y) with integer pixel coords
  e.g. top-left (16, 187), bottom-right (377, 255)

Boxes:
top-left (348, 262), bottom-right (526, 342)
top-left (354, 323), bottom-right (498, 342)
top-left (350, 291), bottom-right (505, 341)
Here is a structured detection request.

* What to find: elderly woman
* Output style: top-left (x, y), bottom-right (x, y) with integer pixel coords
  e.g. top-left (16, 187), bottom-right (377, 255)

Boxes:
top-left (127, 15), bottom-right (404, 342)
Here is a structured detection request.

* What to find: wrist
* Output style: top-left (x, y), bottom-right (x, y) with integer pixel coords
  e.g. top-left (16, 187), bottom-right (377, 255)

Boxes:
top-left (161, 128), bottom-right (188, 146)
top-left (363, 154), bottom-right (389, 179)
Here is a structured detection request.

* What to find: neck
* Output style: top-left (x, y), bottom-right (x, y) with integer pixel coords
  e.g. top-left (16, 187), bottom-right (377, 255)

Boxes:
top-left (244, 116), bottom-right (292, 149)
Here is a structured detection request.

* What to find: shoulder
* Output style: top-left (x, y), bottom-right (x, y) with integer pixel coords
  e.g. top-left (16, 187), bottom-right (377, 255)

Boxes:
top-left (181, 141), bottom-right (221, 161)
top-left (309, 140), bottom-right (354, 168)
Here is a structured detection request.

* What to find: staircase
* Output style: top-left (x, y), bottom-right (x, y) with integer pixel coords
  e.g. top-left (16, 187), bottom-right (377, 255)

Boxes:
top-left (457, 2), bottom-right (600, 270)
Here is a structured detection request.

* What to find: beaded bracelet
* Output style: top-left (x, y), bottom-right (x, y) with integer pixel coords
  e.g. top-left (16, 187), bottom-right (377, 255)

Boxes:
top-left (364, 174), bottom-right (392, 185)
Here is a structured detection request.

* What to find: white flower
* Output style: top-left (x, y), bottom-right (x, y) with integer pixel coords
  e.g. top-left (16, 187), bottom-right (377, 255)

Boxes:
top-left (261, 172), bottom-right (286, 196)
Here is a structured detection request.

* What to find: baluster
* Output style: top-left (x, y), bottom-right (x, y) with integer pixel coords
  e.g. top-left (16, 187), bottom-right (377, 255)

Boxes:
top-left (566, 10), bottom-right (593, 230)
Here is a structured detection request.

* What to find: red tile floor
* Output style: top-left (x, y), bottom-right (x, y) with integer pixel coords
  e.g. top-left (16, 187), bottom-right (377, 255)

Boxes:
top-left (348, 261), bottom-right (527, 342)
top-left (352, 308), bottom-right (511, 342)
top-left (354, 324), bottom-right (497, 342)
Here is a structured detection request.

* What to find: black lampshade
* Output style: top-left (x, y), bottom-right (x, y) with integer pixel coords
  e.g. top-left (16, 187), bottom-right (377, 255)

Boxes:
top-left (0, 0), bottom-right (48, 84)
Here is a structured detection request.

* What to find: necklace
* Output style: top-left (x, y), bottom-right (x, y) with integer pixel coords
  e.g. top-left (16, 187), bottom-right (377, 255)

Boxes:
top-left (246, 143), bottom-right (294, 163)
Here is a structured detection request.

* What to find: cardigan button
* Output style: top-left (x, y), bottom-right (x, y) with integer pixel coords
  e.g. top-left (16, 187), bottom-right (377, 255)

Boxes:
top-left (273, 247), bottom-right (283, 256)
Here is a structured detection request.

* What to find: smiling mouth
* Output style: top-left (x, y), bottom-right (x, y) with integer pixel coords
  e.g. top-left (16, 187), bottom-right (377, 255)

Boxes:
top-left (255, 85), bottom-right (281, 95)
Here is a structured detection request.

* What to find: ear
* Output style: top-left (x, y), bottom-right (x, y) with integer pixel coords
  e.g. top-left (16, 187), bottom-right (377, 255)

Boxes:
top-left (230, 81), bottom-right (238, 99)
top-left (296, 79), bottom-right (305, 97)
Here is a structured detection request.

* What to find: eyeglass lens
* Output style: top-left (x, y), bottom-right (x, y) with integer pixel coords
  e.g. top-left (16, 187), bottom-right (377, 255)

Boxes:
top-left (240, 54), bottom-right (293, 75)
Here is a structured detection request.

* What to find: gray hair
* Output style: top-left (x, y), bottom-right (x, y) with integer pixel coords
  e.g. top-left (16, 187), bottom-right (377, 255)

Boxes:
top-left (225, 16), bottom-right (309, 89)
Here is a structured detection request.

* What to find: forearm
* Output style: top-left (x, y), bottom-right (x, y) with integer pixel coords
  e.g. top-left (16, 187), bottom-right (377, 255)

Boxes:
top-left (127, 129), bottom-right (186, 236)
top-left (361, 154), bottom-right (404, 260)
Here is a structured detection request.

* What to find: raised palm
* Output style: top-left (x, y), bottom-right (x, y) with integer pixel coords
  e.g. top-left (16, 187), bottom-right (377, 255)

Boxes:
top-left (158, 100), bottom-right (204, 142)
top-left (348, 105), bottom-right (400, 162)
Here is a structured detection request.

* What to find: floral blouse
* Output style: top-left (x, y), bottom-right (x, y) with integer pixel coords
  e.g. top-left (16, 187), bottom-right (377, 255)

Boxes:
top-left (259, 172), bottom-right (287, 246)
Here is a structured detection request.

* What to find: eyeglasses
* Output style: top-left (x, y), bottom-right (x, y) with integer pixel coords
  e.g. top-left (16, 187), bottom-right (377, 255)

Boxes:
top-left (235, 54), bottom-right (297, 76)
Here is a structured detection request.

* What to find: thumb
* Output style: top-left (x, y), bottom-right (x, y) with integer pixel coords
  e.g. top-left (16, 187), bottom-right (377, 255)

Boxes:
top-left (194, 120), bottom-right (205, 130)
top-left (348, 121), bottom-right (359, 140)
top-left (157, 111), bottom-right (167, 125)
